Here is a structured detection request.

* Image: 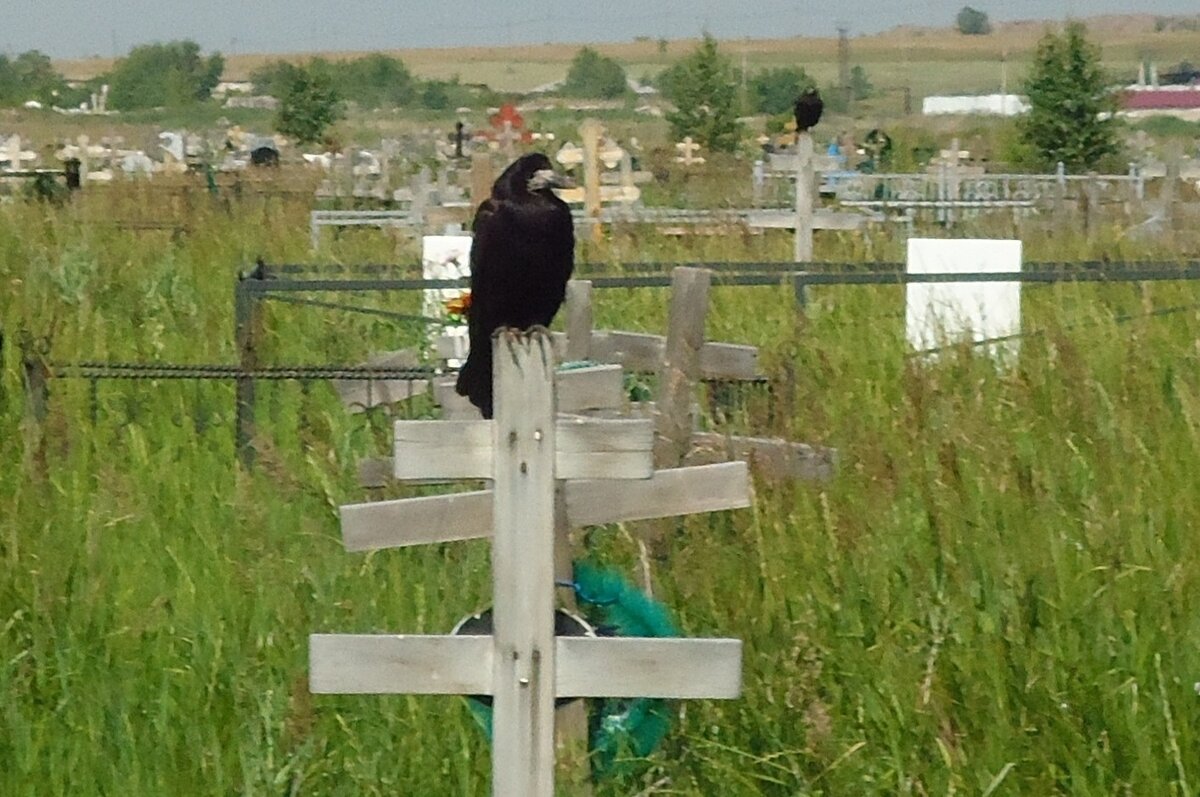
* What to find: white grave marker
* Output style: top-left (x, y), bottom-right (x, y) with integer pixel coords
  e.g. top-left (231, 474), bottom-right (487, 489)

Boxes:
top-left (421, 235), bottom-right (473, 366)
top-left (905, 238), bottom-right (1022, 360)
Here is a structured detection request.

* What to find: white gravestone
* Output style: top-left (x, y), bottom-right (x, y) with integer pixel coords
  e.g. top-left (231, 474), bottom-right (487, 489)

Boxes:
top-left (905, 238), bottom-right (1022, 361)
top-left (422, 235), bottom-right (473, 366)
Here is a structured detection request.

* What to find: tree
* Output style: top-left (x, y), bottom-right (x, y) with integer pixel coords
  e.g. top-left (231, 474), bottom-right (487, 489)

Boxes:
top-left (419, 80), bottom-right (451, 110)
top-left (335, 54), bottom-right (416, 108)
top-left (275, 64), bottom-right (343, 145)
top-left (662, 33), bottom-right (743, 153)
top-left (562, 47), bottom-right (627, 99)
top-left (850, 65), bottom-right (874, 100)
top-left (0, 51), bottom-right (72, 107)
top-left (747, 66), bottom-right (816, 114)
top-left (251, 60), bottom-right (304, 99)
top-left (107, 41), bottom-right (223, 109)
top-left (255, 54), bottom-right (416, 109)
top-left (956, 6), bottom-right (992, 35)
top-left (1019, 22), bottom-right (1119, 171)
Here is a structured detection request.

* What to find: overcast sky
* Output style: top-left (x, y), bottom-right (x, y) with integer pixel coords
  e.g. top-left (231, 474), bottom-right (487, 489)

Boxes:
top-left (5, 0), bottom-right (1197, 59)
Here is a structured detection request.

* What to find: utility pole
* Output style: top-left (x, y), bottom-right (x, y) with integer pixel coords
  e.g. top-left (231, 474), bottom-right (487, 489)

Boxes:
top-left (837, 24), bottom-right (851, 111)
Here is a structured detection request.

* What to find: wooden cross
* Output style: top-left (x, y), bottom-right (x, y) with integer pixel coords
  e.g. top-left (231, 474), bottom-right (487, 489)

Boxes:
top-left (749, 132), bottom-right (873, 261)
top-left (312, 329), bottom-right (746, 797)
top-left (674, 136), bottom-right (704, 166)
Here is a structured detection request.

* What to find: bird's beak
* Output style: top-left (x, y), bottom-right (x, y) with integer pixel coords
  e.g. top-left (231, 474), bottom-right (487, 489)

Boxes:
top-left (528, 168), bottom-right (574, 191)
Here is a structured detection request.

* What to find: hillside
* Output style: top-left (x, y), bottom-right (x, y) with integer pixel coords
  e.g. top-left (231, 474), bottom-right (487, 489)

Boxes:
top-left (53, 12), bottom-right (1200, 96)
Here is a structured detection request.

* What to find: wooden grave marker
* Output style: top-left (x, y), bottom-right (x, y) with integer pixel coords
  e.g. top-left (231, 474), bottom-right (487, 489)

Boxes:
top-left (312, 329), bottom-right (746, 797)
top-left (749, 131), bottom-right (873, 261)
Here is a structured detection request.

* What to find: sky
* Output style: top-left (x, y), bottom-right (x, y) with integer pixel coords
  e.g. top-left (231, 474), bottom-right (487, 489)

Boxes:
top-left (4, 0), bottom-right (1198, 59)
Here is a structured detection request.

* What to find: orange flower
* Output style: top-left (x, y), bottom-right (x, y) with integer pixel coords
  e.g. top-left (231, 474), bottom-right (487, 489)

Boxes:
top-left (445, 291), bottom-right (472, 318)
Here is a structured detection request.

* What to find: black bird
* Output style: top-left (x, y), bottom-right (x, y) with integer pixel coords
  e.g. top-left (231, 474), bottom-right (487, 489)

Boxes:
top-left (793, 87), bottom-right (824, 133)
top-left (455, 152), bottom-right (575, 419)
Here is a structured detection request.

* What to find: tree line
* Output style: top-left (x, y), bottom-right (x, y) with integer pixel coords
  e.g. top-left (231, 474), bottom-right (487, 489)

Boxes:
top-left (3, 26), bottom-right (1123, 172)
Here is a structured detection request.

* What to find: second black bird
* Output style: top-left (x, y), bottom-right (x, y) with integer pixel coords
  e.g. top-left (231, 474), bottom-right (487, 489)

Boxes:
top-left (455, 153), bottom-right (575, 419)
top-left (793, 87), bottom-right (824, 133)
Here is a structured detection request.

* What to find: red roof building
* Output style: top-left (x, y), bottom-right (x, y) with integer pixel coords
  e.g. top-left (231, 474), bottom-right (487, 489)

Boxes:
top-left (1119, 87), bottom-right (1200, 119)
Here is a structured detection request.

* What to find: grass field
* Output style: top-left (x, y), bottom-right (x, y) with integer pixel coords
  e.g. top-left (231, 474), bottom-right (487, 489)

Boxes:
top-left (1, 179), bottom-right (1198, 795)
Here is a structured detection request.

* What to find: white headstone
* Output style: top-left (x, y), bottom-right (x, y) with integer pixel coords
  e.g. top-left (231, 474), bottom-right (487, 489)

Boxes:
top-left (422, 235), bottom-right (473, 366)
top-left (159, 131), bottom-right (184, 162)
top-left (905, 238), bottom-right (1022, 361)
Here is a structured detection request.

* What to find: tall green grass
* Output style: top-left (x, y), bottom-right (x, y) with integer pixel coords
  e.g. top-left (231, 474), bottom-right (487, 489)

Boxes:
top-left (1, 187), bottom-right (1198, 795)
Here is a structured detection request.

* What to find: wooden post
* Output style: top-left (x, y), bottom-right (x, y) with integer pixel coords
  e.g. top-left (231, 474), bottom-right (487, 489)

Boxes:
top-left (411, 167), bottom-right (431, 231)
top-left (18, 329), bottom-right (49, 477)
top-left (552, 482), bottom-right (592, 795)
top-left (946, 138), bottom-right (961, 227)
top-left (471, 153), bottom-right (494, 209)
top-left (1054, 161), bottom-right (1067, 219)
top-left (564, 280), bottom-right (593, 362)
top-left (491, 330), bottom-right (556, 797)
top-left (654, 268), bottom-right (710, 468)
top-left (580, 119), bottom-right (603, 243)
top-left (793, 132), bottom-right (815, 262)
top-left (1163, 145), bottom-right (1181, 231)
top-left (1084, 172), bottom-right (1101, 234)
top-left (234, 275), bottom-right (261, 468)
top-left (558, 283), bottom-right (598, 790)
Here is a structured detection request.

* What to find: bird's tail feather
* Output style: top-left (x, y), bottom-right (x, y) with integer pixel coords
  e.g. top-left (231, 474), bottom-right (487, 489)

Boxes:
top-left (455, 351), bottom-right (494, 419)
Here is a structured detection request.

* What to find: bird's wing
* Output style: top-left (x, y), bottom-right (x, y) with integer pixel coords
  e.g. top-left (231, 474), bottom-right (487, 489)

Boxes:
top-left (467, 198), bottom-right (506, 341)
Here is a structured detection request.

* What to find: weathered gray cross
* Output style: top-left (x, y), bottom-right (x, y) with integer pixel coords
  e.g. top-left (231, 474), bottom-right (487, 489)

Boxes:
top-left (748, 131), bottom-right (873, 260)
top-left (311, 329), bottom-right (748, 797)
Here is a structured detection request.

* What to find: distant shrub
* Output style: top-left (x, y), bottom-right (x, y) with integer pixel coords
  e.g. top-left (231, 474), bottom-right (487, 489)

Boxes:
top-left (562, 47), bottom-right (627, 99)
top-left (747, 67), bottom-right (816, 114)
top-left (956, 6), bottom-right (993, 35)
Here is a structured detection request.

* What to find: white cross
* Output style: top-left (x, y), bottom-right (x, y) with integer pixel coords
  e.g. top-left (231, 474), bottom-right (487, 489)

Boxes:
top-left (674, 136), bottom-right (705, 165)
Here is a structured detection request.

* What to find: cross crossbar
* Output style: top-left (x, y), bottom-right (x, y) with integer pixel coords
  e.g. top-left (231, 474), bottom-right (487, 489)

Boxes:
top-left (310, 635), bottom-right (742, 699)
top-left (339, 461), bottom-right (751, 552)
top-left (392, 417), bottom-right (654, 480)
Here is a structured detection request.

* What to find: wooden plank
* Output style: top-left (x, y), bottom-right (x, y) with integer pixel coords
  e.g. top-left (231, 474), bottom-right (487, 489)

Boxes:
top-left (341, 462), bottom-right (750, 551)
top-left (590, 330), bottom-right (664, 372)
top-left (311, 634), bottom-right (743, 700)
top-left (564, 280), bottom-right (593, 362)
top-left (767, 152), bottom-right (842, 173)
top-left (432, 376), bottom-right (480, 419)
top-left (556, 417), bottom-right (653, 480)
top-left (554, 364), bottom-right (623, 413)
top-left (746, 209), bottom-right (868, 231)
top-left (393, 420), bottom-right (492, 479)
top-left (699, 342), bottom-right (758, 381)
top-left (655, 268), bottom-right (709, 467)
top-left (391, 417), bottom-right (653, 480)
top-left (688, 432), bottom-right (838, 483)
top-left (433, 364), bottom-right (621, 417)
top-left (556, 637), bottom-right (742, 699)
top-left (340, 490), bottom-right (492, 551)
top-left (491, 329), bottom-right (557, 797)
top-left (309, 634), bottom-right (493, 694)
top-left (565, 461), bottom-right (751, 527)
top-left (590, 330), bottom-right (758, 381)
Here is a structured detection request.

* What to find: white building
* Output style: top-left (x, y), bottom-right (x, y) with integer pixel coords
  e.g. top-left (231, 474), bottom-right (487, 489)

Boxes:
top-left (922, 94), bottom-right (1030, 116)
